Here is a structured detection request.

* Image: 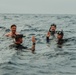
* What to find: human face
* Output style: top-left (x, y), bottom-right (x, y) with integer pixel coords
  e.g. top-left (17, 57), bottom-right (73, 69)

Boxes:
top-left (50, 26), bottom-right (56, 31)
top-left (57, 34), bottom-right (63, 40)
top-left (18, 38), bottom-right (23, 44)
top-left (16, 38), bottom-right (23, 44)
top-left (11, 26), bottom-right (16, 33)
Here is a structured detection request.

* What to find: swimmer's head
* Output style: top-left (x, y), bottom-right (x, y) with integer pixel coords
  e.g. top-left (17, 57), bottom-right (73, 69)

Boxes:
top-left (49, 24), bottom-right (56, 31)
top-left (57, 31), bottom-right (64, 39)
top-left (14, 34), bottom-right (25, 44)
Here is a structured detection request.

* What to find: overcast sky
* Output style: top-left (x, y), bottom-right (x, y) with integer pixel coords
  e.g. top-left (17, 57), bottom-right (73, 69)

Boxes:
top-left (0, 0), bottom-right (76, 14)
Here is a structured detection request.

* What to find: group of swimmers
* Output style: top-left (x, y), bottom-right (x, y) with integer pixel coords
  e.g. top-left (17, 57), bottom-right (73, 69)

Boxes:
top-left (5, 24), bottom-right (36, 53)
top-left (46, 24), bottom-right (65, 44)
top-left (5, 24), bottom-right (66, 54)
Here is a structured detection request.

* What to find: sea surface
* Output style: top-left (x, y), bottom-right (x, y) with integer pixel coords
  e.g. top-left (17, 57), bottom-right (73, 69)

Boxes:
top-left (0, 14), bottom-right (76, 75)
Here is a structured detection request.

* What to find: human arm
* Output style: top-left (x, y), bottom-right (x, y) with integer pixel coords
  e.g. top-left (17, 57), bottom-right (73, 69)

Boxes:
top-left (46, 31), bottom-right (50, 43)
top-left (31, 36), bottom-right (36, 53)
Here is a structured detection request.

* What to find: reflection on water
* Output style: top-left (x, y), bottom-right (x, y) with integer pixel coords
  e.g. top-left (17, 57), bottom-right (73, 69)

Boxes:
top-left (0, 14), bottom-right (76, 75)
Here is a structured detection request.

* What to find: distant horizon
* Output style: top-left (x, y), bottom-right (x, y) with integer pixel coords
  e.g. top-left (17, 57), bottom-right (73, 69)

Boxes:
top-left (0, 12), bottom-right (76, 15)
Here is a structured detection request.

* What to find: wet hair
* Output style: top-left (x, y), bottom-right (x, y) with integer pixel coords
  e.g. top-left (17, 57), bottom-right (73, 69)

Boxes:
top-left (15, 34), bottom-right (24, 41)
top-left (51, 24), bottom-right (56, 28)
top-left (11, 24), bottom-right (16, 28)
top-left (57, 31), bottom-right (64, 36)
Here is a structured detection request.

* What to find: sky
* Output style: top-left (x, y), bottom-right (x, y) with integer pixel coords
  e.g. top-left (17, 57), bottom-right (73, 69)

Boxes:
top-left (0, 0), bottom-right (76, 14)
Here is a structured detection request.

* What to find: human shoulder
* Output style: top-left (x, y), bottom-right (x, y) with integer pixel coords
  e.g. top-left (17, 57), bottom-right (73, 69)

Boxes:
top-left (5, 32), bottom-right (12, 37)
top-left (5, 32), bottom-right (19, 37)
top-left (18, 45), bottom-right (28, 49)
top-left (63, 39), bottom-right (68, 43)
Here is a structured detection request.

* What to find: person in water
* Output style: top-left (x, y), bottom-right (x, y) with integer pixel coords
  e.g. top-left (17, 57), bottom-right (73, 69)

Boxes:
top-left (5, 24), bottom-right (19, 38)
top-left (9, 34), bottom-right (36, 54)
top-left (46, 24), bottom-right (57, 43)
top-left (57, 31), bottom-right (64, 45)
top-left (57, 31), bottom-right (68, 47)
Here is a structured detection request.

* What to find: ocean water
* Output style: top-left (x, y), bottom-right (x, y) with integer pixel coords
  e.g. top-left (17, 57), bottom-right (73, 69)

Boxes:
top-left (0, 14), bottom-right (76, 75)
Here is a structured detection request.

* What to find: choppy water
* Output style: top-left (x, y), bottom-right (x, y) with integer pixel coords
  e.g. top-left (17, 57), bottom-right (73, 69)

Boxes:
top-left (0, 14), bottom-right (76, 75)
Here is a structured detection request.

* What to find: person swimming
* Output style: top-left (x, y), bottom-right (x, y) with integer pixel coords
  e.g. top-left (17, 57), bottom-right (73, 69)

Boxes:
top-left (57, 31), bottom-right (64, 45)
top-left (9, 34), bottom-right (36, 54)
top-left (46, 24), bottom-right (57, 43)
top-left (5, 24), bottom-right (19, 38)
top-left (56, 30), bottom-right (68, 49)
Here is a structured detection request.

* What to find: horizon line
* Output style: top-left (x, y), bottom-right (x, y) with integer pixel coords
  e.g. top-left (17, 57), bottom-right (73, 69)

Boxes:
top-left (0, 12), bottom-right (76, 15)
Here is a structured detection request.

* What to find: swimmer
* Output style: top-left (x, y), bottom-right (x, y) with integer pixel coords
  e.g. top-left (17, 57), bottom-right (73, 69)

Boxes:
top-left (9, 34), bottom-right (36, 54)
top-left (46, 24), bottom-right (57, 43)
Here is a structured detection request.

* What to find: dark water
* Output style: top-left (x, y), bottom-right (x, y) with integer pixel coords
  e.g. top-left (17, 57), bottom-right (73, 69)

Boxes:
top-left (0, 14), bottom-right (76, 75)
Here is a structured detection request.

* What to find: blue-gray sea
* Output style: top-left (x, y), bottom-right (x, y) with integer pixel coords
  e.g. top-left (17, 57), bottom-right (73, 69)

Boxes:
top-left (0, 14), bottom-right (76, 75)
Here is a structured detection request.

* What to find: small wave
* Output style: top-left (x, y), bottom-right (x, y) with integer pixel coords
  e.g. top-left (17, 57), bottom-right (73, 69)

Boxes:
top-left (5, 29), bottom-right (10, 32)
